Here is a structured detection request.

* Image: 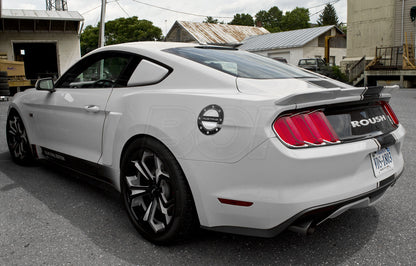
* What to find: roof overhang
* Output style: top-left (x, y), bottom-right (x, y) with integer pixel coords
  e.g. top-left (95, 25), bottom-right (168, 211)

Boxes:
top-left (0, 9), bottom-right (84, 33)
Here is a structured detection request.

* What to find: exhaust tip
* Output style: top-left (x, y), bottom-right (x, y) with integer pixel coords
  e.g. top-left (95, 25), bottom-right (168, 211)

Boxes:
top-left (288, 220), bottom-right (315, 235)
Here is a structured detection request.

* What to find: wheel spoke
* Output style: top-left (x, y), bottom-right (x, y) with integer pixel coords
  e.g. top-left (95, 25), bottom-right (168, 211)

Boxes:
top-left (131, 196), bottom-right (146, 209)
top-left (155, 156), bottom-right (169, 183)
top-left (143, 198), bottom-right (165, 233)
top-left (19, 143), bottom-right (25, 157)
top-left (132, 160), bottom-right (152, 181)
top-left (8, 118), bottom-right (18, 135)
top-left (125, 175), bottom-right (151, 198)
top-left (16, 121), bottom-right (23, 134)
top-left (21, 131), bottom-right (28, 143)
top-left (143, 198), bottom-right (156, 222)
top-left (141, 151), bottom-right (156, 181)
top-left (158, 178), bottom-right (174, 208)
top-left (12, 142), bottom-right (21, 157)
top-left (7, 128), bottom-right (17, 136)
top-left (158, 196), bottom-right (173, 225)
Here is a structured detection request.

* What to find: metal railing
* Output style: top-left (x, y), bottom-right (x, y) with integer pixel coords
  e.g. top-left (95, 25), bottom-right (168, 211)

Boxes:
top-left (349, 56), bottom-right (366, 82)
top-left (373, 46), bottom-right (403, 69)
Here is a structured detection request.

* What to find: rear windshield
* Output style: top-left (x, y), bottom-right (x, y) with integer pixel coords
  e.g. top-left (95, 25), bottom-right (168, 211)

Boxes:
top-left (164, 47), bottom-right (315, 79)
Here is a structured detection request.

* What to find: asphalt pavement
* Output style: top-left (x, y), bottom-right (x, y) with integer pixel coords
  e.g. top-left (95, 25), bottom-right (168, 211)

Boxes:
top-left (0, 90), bottom-right (415, 265)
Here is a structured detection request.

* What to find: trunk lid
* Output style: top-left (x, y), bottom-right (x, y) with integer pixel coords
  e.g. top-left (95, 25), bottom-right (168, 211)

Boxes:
top-left (236, 77), bottom-right (400, 146)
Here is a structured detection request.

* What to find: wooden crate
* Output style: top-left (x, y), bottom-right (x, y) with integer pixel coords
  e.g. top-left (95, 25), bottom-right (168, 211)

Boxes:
top-left (0, 60), bottom-right (26, 77)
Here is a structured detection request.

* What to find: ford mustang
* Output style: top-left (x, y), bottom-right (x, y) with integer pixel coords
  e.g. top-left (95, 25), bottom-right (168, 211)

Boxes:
top-left (6, 42), bottom-right (405, 244)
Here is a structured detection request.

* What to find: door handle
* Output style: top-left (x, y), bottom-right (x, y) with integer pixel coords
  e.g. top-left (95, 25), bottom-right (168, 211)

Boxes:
top-left (84, 105), bottom-right (100, 113)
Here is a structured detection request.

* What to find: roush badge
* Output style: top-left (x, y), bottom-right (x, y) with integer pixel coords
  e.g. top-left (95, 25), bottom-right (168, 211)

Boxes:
top-left (198, 104), bottom-right (224, 135)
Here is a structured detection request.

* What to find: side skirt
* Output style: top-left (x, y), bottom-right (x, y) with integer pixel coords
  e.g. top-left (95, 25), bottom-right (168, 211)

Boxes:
top-left (40, 147), bottom-right (115, 186)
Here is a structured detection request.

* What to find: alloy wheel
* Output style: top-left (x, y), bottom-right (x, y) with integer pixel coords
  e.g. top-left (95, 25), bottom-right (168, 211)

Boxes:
top-left (124, 150), bottom-right (175, 234)
top-left (7, 113), bottom-right (31, 161)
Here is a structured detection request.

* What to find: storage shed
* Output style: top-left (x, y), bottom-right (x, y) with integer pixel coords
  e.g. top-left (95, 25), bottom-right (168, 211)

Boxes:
top-left (239, 25), bottom-right (346, 66)
top-left (0, 9), bottom-right (84, 81)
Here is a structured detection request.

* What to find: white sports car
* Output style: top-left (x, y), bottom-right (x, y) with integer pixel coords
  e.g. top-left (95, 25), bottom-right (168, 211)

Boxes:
top-left (6, 42), bottom-right (405, 244)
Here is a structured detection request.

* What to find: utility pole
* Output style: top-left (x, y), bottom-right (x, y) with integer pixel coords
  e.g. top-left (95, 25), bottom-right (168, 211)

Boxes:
top-left (98, 0), bottom-right (106, 47)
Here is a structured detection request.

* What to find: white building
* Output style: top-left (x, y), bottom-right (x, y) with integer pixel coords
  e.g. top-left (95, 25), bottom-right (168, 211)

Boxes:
top-left (0, 9), bottom-right (84, 80)
top-left (239, 25), bottom-right (346, 66)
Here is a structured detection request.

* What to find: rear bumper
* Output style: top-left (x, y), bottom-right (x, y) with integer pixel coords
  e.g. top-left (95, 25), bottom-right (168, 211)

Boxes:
top-left (180, 124), bottom-right (405, 236)
top-left (203, 170), bottom-right (402, 237)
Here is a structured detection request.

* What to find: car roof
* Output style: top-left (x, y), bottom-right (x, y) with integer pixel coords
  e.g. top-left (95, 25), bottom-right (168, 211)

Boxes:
top-left (97, 41), bottom-right (197, 53)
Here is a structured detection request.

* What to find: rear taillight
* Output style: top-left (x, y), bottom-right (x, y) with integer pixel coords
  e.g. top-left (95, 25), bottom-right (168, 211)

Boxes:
top-left (273, 110), bottom-right (340, 148)
top-left (380, 101), bottom-right (399, 125)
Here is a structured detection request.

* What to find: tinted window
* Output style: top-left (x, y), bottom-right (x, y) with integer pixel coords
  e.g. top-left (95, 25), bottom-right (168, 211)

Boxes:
top-left (165, 47), bottom-right (315, 79)
top-left (56, 53), bottom-right (134, 89)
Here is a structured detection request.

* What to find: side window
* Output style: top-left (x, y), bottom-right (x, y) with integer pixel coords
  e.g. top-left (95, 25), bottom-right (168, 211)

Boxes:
top-left (57, 53), bottom-right (132, 89)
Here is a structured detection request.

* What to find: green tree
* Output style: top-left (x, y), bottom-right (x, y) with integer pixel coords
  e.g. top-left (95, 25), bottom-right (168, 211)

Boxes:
top-left (229, 13), bottom-right (254, 26)
top-left (80, 25), bottom-right (99, 55)
top-left (281, 7), bottom-right (310, 31)
top-left (203, 16), bottom-right (219, 23)
top-left (255, 6), bottom-right (283, 32)
top-left (80, 16), bottom-right (162, 56)
top-left (317, 3), bottom-right (339, 26)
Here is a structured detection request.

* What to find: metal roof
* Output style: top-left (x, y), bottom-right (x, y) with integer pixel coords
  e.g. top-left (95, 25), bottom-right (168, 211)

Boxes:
top-left (175, 21), bottom-right (269, 45)
top-left (1, 9), bottom-right (84, 21)
top-left (240, 25), bottom-right (341, 51)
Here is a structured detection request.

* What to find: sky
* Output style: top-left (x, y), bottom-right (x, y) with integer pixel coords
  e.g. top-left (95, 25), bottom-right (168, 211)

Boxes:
top-left (2, 0), bottom-right (347, 35)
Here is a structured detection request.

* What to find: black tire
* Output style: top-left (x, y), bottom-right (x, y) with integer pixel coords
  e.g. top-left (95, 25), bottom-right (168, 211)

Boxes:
top-left (120, 137), bottom-right (198, 245)
top-left (0, 71), bottom-right (7, 77)
top-left (0, 83), bottom-right (9, 89)
top-left (0, 89), bottom-right (10, 96)
top-left (6, 110), bottom-right (34, 165)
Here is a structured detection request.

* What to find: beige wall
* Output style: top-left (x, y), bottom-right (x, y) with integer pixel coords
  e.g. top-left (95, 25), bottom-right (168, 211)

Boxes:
top-left (253, 46), bottom-right (346, 66)
top-left (252, 47), bottom-right (304, 65)
top-left (0, 32), bottom-right (81, 75)
top-left (252, 28), bottom-right (346, 66)
top-left (347, 0), bottom-right (396, 58)
top-left (303, 46), bottom-right (346, 66)
top-left (394, 0), bottom-right (416, 46)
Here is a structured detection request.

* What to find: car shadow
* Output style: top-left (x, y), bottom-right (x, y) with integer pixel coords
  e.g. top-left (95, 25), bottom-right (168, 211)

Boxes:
top-left (0, 152), bottom-right (379, 265)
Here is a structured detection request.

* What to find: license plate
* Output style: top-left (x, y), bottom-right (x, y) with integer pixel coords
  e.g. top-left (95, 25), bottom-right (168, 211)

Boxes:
top-left (371, 147), bottom-right (394, 177)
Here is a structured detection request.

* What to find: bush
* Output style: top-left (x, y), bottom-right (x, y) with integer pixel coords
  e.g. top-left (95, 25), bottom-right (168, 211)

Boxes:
top-left (319, 65), bottom-right (348, 83)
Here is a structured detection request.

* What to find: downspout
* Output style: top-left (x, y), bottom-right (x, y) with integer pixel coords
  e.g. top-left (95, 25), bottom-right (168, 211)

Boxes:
top-left (402, 0), bottom-right (405, 45)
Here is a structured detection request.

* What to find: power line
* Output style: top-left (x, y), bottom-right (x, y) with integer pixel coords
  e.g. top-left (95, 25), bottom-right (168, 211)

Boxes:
top-left (81, 0), bottom-right (118, 15)
top-left (115, 0), bottom-right (130, 17)
top-left (307, 0), bottom-right (341, 10)
top-left (130, 0), bottom-right (233, 19)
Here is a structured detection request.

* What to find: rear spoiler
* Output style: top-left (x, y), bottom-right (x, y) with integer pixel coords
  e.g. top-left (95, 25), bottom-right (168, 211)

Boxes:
top-left (274, 85), bottom-right (399, 109)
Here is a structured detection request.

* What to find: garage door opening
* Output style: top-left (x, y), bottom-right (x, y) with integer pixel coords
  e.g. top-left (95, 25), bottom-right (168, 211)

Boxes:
top-left (13, 43), bottom-right (59, 80)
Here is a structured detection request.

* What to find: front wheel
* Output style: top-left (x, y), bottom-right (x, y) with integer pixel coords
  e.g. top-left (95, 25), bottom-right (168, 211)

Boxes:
top-left (120, 138), bottom-right (198, 244)
top-left (6, 110), bottom-right (34, 165)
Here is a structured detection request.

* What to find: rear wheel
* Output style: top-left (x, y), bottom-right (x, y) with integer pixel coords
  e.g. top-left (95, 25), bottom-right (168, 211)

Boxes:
top-left (120, 138), bottom-right (197, 244)
top-left (6, 111), bottom-right (34, 165)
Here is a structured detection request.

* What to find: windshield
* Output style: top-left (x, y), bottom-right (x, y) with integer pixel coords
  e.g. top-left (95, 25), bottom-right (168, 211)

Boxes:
top-left (164, 47), bottom-right (315, 79)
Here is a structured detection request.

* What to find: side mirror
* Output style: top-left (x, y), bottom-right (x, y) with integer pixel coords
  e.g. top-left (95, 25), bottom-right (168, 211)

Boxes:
top-left (35, 78), bottom-right (55, 92)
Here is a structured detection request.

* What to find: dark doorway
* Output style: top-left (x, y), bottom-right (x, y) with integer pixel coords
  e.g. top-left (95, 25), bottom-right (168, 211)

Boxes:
top-left (13, 43), bottom-right (59, 80)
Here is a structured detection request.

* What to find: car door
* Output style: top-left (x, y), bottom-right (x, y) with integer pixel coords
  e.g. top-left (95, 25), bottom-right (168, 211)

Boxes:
top-left (27, 51), bottom-right (134, 163)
